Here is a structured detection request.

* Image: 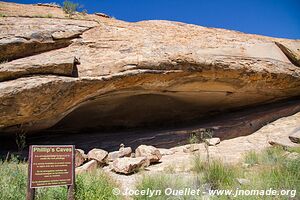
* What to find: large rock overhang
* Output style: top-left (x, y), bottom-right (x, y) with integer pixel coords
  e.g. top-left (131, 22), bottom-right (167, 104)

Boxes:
top-left (0, 1), bottom-right (300, 140)
top-left (1, 60), bottom-right (300, 134)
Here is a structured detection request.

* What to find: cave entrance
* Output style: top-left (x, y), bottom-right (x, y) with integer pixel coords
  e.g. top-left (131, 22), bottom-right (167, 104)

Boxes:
top-left (39, 93), bottom-right (300, 152)
top-left (0, 92), bottom-right (300, 156)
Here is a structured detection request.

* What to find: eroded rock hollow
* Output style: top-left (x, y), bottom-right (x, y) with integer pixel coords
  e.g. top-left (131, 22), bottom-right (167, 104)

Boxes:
top-left (0, 2), bottom-right (300, 151)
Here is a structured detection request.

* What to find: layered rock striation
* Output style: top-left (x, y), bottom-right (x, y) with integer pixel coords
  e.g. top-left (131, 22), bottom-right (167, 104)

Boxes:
top-left (0, 2), bottom-right (300, 138)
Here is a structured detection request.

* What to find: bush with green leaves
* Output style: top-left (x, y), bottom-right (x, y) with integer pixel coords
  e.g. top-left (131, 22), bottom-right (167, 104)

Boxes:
top-left (0, 158), bottom-right (26, 200)
top-left (0, 157), bottom-right (120, 200)
top-left (203, 160), bottom-right (237, 189)
top-left (244, 150), bottom-right (259, 166)
top-left (243, 147), bottom-right (300, 199)
top-left (188, 133), bottom-right (199, 144)
top-left (63, 0), bottom-right (79, 15)
top-left (135, 174), bottom-right (200, 200)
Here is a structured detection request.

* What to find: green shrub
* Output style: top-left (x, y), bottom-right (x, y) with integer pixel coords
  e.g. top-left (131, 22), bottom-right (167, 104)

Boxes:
top-left (188, 133), bottom-right (199, 144)
top-left (237, 147), bottom-right (300, 200)
top-left (0, 158), bottom-right (120, 200)
top-left (36, 186), bottom-right (67, 200)
top-left (257, 155), bottom-right (300, 190)
top-left (75, 170), bottom-right (119, 200)
top-left (0, 60), bottom-right (8, 64)
top-left (135, 174), bottom-right (198, 200)
top-left (244, 150), bottom-right (259, 166)
top-left (63, 0), bottom-right (79, 15)
top-left (192, 155), bottom-right (206, 173)
top-left (0, 159), bottom-right (27, 200)
top-left (260, 147), bottom-right (284, 165)
top-left (203, 160), bottom-right (237, 189)
top-left (286, 146), bottom-right (300, 154)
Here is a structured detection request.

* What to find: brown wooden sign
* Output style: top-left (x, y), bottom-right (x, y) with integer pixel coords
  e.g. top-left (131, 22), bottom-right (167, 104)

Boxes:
top-left (27, 145), bottom-right (75, 200)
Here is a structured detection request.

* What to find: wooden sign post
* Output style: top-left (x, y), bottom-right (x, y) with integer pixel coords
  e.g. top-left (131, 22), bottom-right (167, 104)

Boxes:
top-left (26, 145), bottom-right (75, 200)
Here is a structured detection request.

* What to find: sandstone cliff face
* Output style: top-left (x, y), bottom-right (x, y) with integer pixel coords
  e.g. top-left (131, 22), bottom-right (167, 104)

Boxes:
top-left (0, 2), bottom-right (300, 134)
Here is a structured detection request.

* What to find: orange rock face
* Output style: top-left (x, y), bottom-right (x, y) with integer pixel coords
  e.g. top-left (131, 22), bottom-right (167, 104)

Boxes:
top-left (0, 1), bottom-right (300, 135)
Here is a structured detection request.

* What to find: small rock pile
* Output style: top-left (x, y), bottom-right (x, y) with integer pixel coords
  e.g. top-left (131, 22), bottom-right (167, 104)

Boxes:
top-left (75, 144), bottom-right (162, 175)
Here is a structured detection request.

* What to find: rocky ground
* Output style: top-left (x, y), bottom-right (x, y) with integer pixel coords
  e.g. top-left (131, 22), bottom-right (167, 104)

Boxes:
top-left (74, 112), bottom-right (300, 193)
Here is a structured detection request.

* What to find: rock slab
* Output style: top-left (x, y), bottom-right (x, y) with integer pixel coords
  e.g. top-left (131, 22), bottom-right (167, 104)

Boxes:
top-left (111, 157), bottom-right (149, 174)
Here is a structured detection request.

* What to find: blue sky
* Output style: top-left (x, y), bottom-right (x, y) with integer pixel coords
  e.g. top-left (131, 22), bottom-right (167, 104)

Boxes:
top-left (4, 0), bottom-right (300, 39)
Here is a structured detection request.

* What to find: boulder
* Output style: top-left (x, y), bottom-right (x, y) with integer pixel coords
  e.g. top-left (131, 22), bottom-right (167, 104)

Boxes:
top-left (87, 148), bottom-right (108, 164)
top-left (119, 146), bottom-right (132, 155)
top-left (205, 138), bottom-right (221, 146)
top-left (75, 149), bottom-right (87, 167)
top-left (111, 157), bottom-right (149, 174)
top-left (75, 160), bottom-right (98, 174)
top-left (135, 145), bottom-right (162, 163)
top-left (0, 17), bottom-right (97, 62)
top-left (289, 130), bottom-right (300, 144)
top-left (107, 147), bottom-right (132, 162)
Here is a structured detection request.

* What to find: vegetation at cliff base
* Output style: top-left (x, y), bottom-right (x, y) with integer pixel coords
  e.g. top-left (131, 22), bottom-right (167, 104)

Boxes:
top-left (0, 156), bottom-right (119, 200)
top-left (1, 146), bottom-right (299, 200)
top-left (135, 146), bottom-right (299, 200)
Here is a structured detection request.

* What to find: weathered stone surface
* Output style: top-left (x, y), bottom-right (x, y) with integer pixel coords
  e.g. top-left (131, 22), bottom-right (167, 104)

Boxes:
top-left (157, 148), bottom-right (174, 156)
top-left (0, 2), bottom-right (102, 21)
top-left (275, 42), bottom-right (300, 67)
top-left (75, 149), bottom-right (87, 167)
top-left (107, 147), bottom-right (132, 162)
top-left (37, 3), bottom-right (61, 8)
top-left (289, 129), bottom-right (300, 144)
top-left (95, 12), bottom-right (111, 18)
top-left (75, 160), bottom-right (98, 174)
top-left (111, 157), bottom-right (149, 174)
top-left (170, 146), bottom-right (189, 153)
top-left (0, 56), bottom-right (79, 81)
top-left (135, 145), bottom-right (162, 163)
top-left (183, 144), bottom-right (203, 153)
top-left (0, 17), bottom-right (97, 62)
top-left (206, 138), bottom-right (221, 146)
top-left (87, 148), bottom-right (108, 164)
top-left (0, 1), bottom-right (300, 137)
top-left (145, 112), bottom-right (300, 174)
top-left (268, 137), bottom-right (299, 148)
top-left (104, 112), bottom-right (300, 192)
